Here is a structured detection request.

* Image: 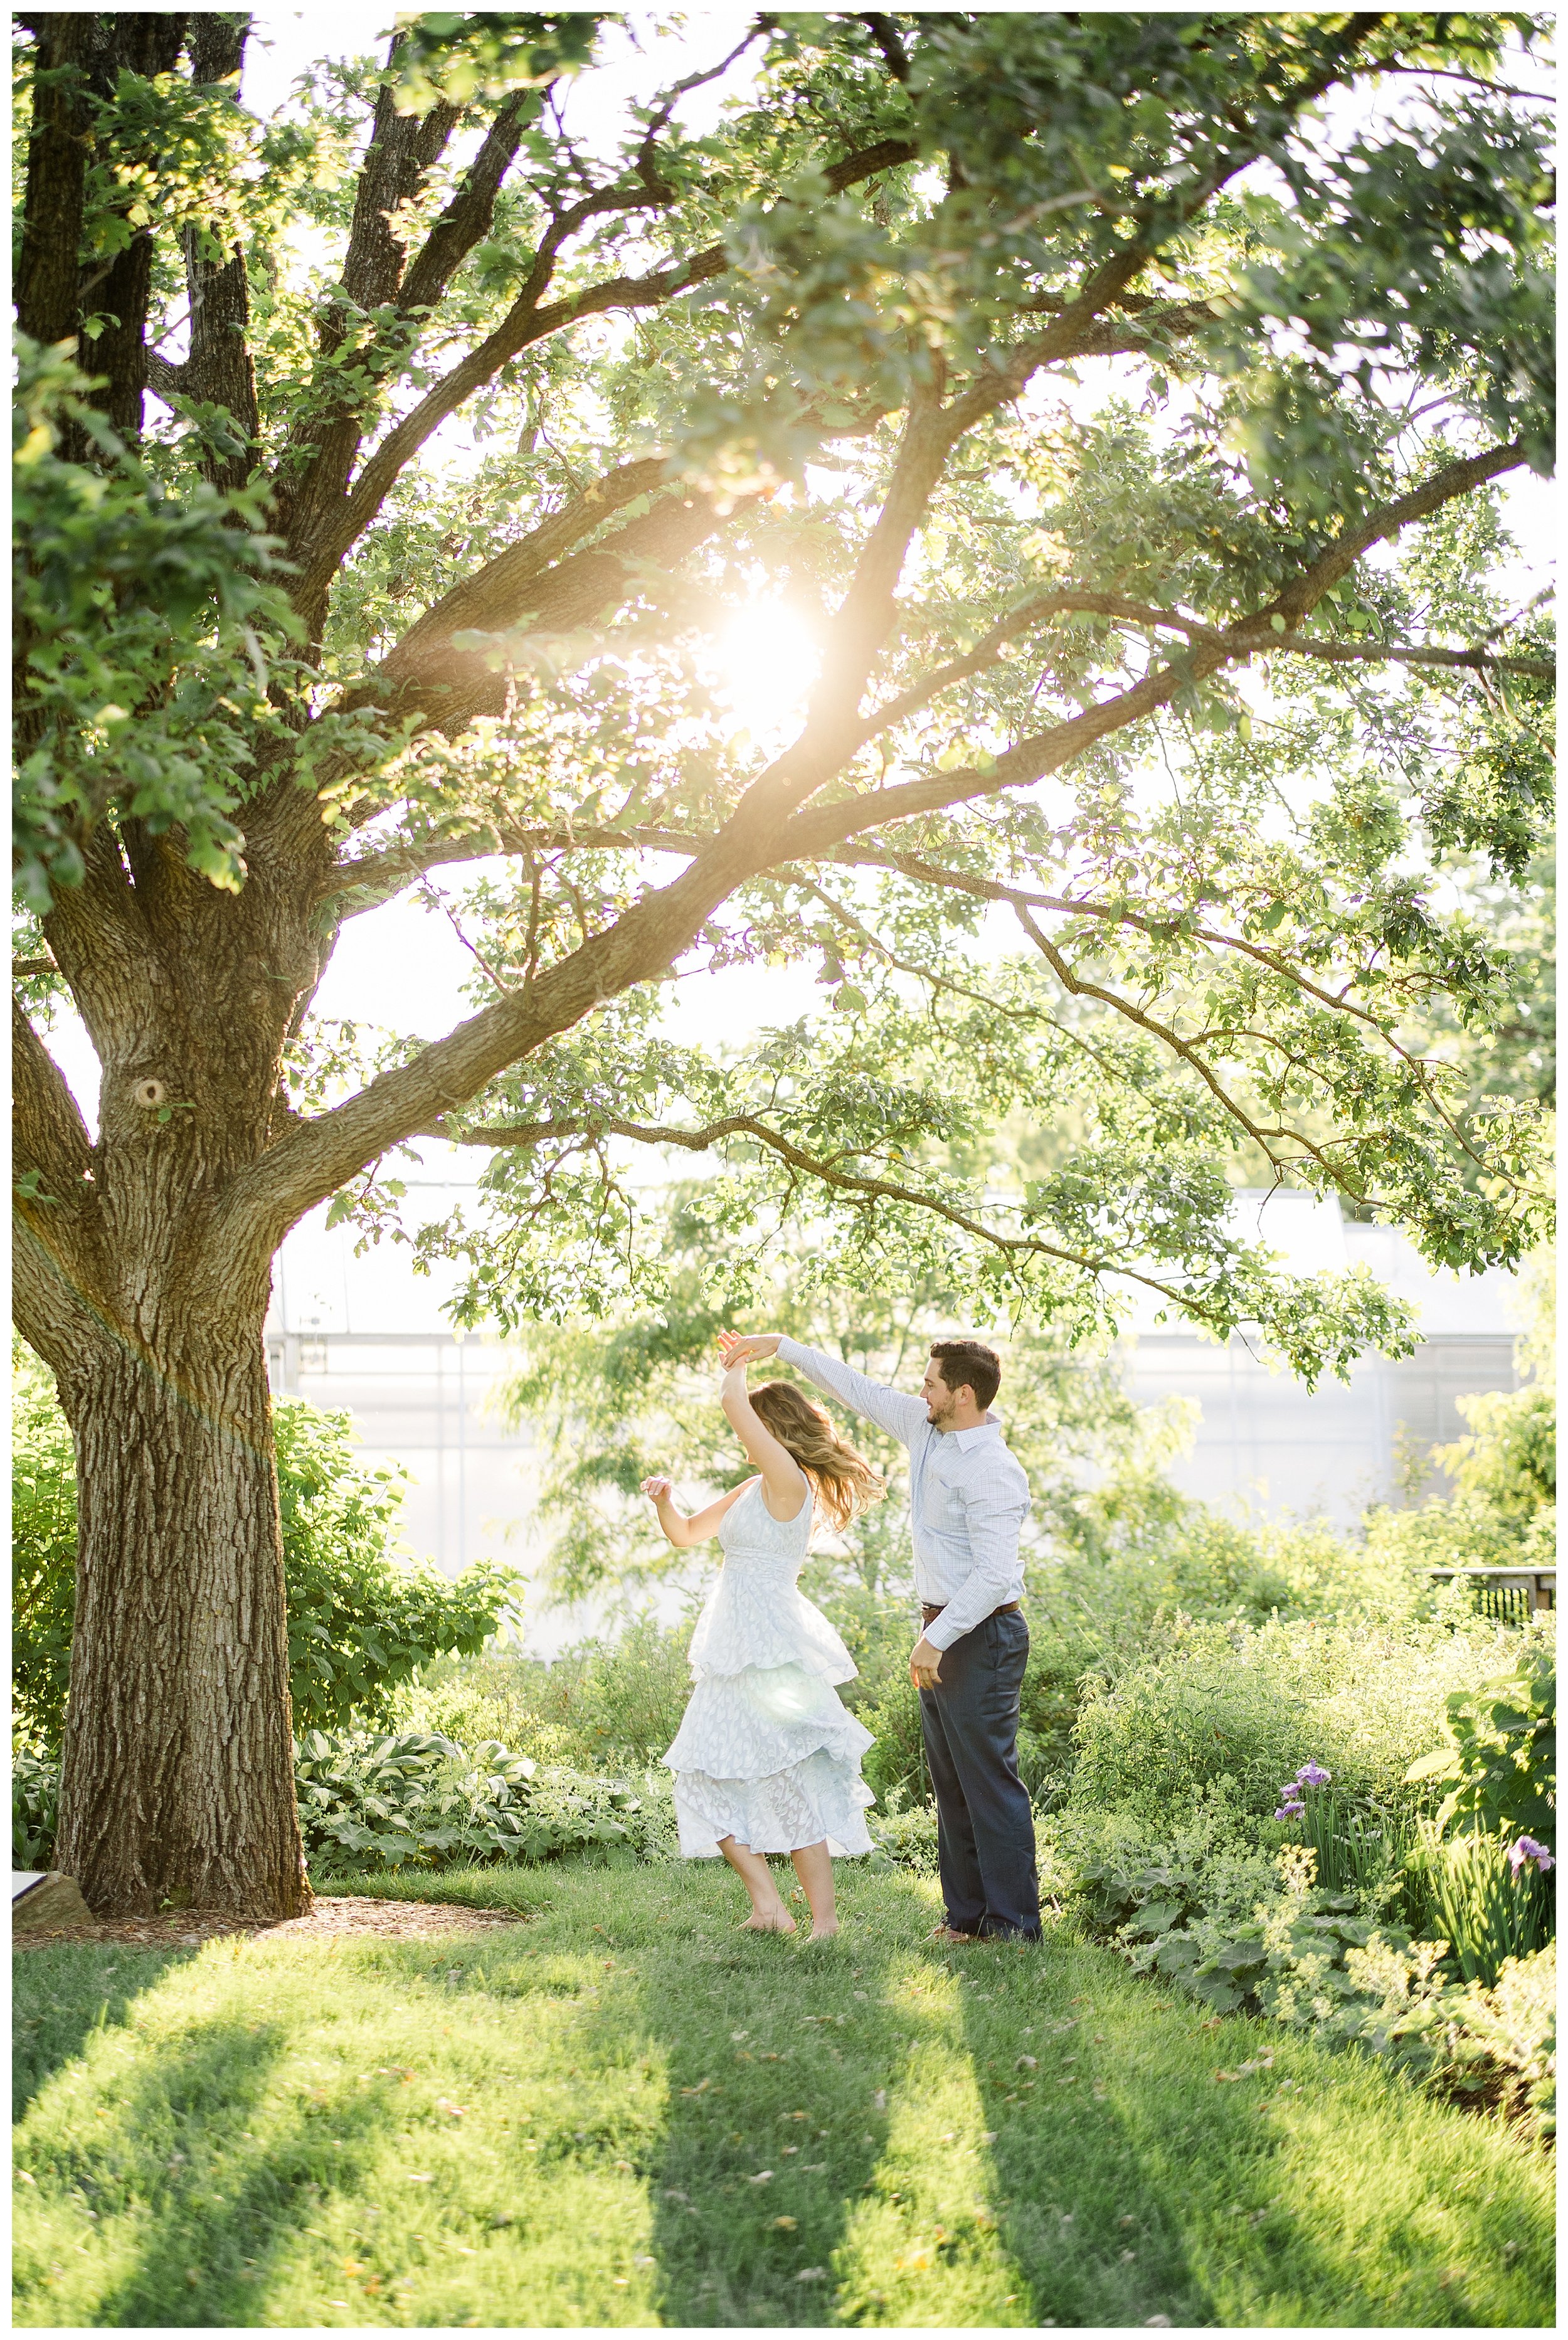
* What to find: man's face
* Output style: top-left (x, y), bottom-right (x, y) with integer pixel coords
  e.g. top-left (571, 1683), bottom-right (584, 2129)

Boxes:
top-left (921, 1359), bottom-right (961, 1427)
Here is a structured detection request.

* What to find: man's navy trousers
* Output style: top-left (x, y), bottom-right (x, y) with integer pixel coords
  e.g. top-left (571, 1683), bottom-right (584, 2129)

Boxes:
top-left (919, 1605), bottom-right (1041, 1941)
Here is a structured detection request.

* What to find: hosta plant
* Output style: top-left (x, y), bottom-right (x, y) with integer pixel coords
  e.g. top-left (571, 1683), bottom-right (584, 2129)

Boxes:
top-left (292, 1729), bottom-right (674, 1873)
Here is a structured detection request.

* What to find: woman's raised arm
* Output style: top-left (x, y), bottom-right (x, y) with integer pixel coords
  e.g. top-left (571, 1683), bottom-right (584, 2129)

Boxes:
top-left (720, 1363), bottom-right (810, 1521)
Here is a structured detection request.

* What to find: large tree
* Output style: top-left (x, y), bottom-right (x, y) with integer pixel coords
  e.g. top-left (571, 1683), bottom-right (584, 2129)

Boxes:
top-left (12, 10), bottom-right (1553, 1916)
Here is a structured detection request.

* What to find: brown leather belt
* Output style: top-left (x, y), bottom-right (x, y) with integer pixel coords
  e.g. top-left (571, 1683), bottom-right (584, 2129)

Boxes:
top-left (922, 1600), bottom-right (1021, 1625)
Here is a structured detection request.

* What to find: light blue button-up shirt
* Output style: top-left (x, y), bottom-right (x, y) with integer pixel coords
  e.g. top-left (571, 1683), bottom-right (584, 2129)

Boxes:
top-left (776, 1340), bottom-right (1031, 1649)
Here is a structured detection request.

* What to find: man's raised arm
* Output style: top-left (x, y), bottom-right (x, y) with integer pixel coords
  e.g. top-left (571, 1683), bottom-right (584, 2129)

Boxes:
top-left (719, 1333), bottom-right (929, 1446)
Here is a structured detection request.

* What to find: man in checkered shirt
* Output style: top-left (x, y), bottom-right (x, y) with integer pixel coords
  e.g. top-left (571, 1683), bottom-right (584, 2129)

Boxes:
top-left (718, 1331), bottom-right (1039, 1944)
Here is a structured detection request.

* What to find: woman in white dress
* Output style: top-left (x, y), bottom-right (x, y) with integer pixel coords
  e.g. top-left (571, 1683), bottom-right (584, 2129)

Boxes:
top-left (642, 1349), bottom-right (882, 1939)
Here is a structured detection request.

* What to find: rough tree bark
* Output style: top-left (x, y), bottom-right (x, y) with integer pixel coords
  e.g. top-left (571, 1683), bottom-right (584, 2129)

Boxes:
top-left (56, 1305), bottom-right (301, 1915)
top-left (16, 793), bottom-right (329, 1912)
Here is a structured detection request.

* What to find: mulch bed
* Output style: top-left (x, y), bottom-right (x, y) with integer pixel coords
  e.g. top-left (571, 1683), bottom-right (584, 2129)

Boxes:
top-left (13, 1893), bottom-right (532, 1951)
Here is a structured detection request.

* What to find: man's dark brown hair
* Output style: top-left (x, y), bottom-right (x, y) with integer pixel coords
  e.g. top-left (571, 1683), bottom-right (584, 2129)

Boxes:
top-left (929, 1339), bottom-right (1002, 1412)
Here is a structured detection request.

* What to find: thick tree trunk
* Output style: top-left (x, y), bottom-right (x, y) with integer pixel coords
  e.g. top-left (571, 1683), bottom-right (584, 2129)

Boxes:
top-left (54, 1303), bottom-right (309, 1920)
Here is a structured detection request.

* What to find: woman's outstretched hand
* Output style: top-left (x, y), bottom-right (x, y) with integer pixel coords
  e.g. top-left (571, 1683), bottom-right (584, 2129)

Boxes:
top-left (717, 1330), bottom-right (780, 1367)
top-left (640, 1476), bottom-right (674, 1505)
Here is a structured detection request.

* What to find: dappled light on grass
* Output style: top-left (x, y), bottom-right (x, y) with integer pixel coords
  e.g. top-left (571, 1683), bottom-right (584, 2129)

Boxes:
top-left (13, 1866), bottom-right (1555, 2328)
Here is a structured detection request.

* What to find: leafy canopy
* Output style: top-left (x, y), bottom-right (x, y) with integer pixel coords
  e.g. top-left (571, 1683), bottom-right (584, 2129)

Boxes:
top-left (13, 9), bottom-right (1555, 1385)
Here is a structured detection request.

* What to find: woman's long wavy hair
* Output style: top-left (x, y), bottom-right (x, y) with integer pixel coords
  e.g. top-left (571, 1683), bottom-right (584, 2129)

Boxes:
top-left (748, 1380), bottom-right (884, 1533)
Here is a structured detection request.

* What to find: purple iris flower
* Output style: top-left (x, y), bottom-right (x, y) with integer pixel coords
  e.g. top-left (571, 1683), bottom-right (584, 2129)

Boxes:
top-left (1296, 1761), bottom-right (1332, 1788)
top-left (1508, 1836), bottom-right (1555, 1877)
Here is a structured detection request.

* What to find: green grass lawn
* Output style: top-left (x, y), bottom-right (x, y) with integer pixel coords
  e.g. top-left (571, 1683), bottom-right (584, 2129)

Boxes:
top-left (13, 1862), bottom-right (1554, 2329)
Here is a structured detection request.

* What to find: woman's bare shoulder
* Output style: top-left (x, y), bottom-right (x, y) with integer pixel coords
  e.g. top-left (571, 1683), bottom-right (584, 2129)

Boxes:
top-left (759, 1466), bottom-right (810, 1522)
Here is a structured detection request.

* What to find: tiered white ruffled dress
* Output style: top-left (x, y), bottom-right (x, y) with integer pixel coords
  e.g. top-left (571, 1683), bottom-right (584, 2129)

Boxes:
top-left (664, 1478), bottom-right (876, 1859)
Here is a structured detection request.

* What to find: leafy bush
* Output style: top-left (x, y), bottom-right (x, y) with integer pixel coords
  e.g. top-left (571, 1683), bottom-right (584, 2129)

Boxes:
top-left (1443, 1945), bottom-right (1555, 2139)
top-left (11, 1746), bottom-right (60, 1871)
top-left (854, 1676), bottom-right (930, 1808)
top-left (273, 1402), bottom-right (520, 1732)
top-left (866, 1786), bottom-right (940, 1874)
top-left (11, 1356), bottom-right (519, 1741)
top-left (1403, 1650), bottom-right (1555, 1845)
top-left (1361, 1367), bottom-right (1556, 1580)
top-left (1059, 1809), bottom-right (1554, 2136)
top-left (295, 1729), bottom-right (677, 1873)
top-left (1411, 1824), bottom-right (1555, 1987)
top-left (1271, 1771), bottom-right (1417, 1902)
top-left (13, 1732), bottom-right (679, 1878)
top-left (1059, 1803), bottom-right (1285, 1965)
top-left (1067, 1613), bottom-right (1539, 1827)
top-left (11, 1362), bottom-right (77, 1749)
top-left (411, 1621), bottom-right (695, 1770)
top-left (1437, 1384), bottom-right (1555, 1523)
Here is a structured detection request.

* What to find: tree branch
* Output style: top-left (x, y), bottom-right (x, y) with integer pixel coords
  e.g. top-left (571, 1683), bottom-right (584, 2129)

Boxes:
top-left (318, 135), bottom-right (919, 585)
top-left (14, 13), bottom-right (95, 351)
top-left (324, 825), bottom-right (699, 913)
top-left (179, 14), bottom-right (259, 491)
top-left (396, 90), bottom-right (536, 320)
top-left (813, 845), bottom-right (1517, 1182)
top-left (238, 428), bottom-right (1527, 1241)
top-left (11, 1002), bottom-right (109, 1379)
top-left (13, 996), bottom-right (95, 1197)
top-left (372, 484), bottom-right (749, 734)
top-left (369, 454), bottom-right (669, 691)
top-left (1033, 592), bottom-right (1554, 680)
top-left (441, 1106), bottom-right (1280, 1333)
top-left (857, 14), bottom-right (911, 83)
top-left (772, 440), bottom-right (1532, 864)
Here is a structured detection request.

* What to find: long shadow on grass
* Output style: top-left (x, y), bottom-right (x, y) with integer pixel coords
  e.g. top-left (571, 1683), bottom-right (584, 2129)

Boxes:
top-left (949, 1928), bottom-right (1212, 2329)
top-left (18, 1984), bottom-right (412, 2330)
top-left (575, 1868), bottom-right (941, 2329)
top-left (13, 1945), bottom-right (201, 2123)
top-left (956, 1934), bottom-right (1558, 2331)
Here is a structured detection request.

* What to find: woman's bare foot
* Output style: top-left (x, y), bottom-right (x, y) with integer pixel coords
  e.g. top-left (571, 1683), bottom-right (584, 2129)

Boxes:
top-left (741, 1907), bottom-right (797, 1934)
top-left (807, 1921), bottom-right (840, 1940)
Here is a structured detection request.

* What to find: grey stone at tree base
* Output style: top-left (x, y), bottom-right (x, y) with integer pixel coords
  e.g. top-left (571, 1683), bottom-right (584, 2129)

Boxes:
top-left (12, 1871), bottom-right (92, 1929)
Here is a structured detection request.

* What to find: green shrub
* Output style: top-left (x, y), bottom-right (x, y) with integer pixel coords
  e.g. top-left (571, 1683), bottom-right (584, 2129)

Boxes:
top-left (1054, 1812), bottom-right (1554, 2136)
top-left (1068, 1613), bottom-right (1540, 1827)
top-left (411, 1619), bottom-right (696, 1770)
top-left (855, 1681), bottom-right (929, 1806)
top-left (12, 1732), bottom-right (680, 1878)
top-left (11, 1745), bottom-right (60, 1871)
top-left (1437, 1384), bottom-right (1555, 1522)
top-left (866, 1786), bottom-right (941, 1874)
top-left (294, 1728), bottom-right (677, 1873)
top-left (11, 1357), bottom-right (519, 1742)
top-left (1056, 1803), bottom-right (1285, 1959)
top-left (1271, 1770), bottom-right (1417, 1903)
top-left (1409, 1824), bottom-right (1555, 1987)
top-left (11, 1363), bottom-right (80, 1746)
top-left (1362, 1372), bottom-right (1557, 1582)
top-left (1443, 1944), bottom-right (1555, 2138)
top-left (1403, 1649), bottom-right (1555, 1845)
